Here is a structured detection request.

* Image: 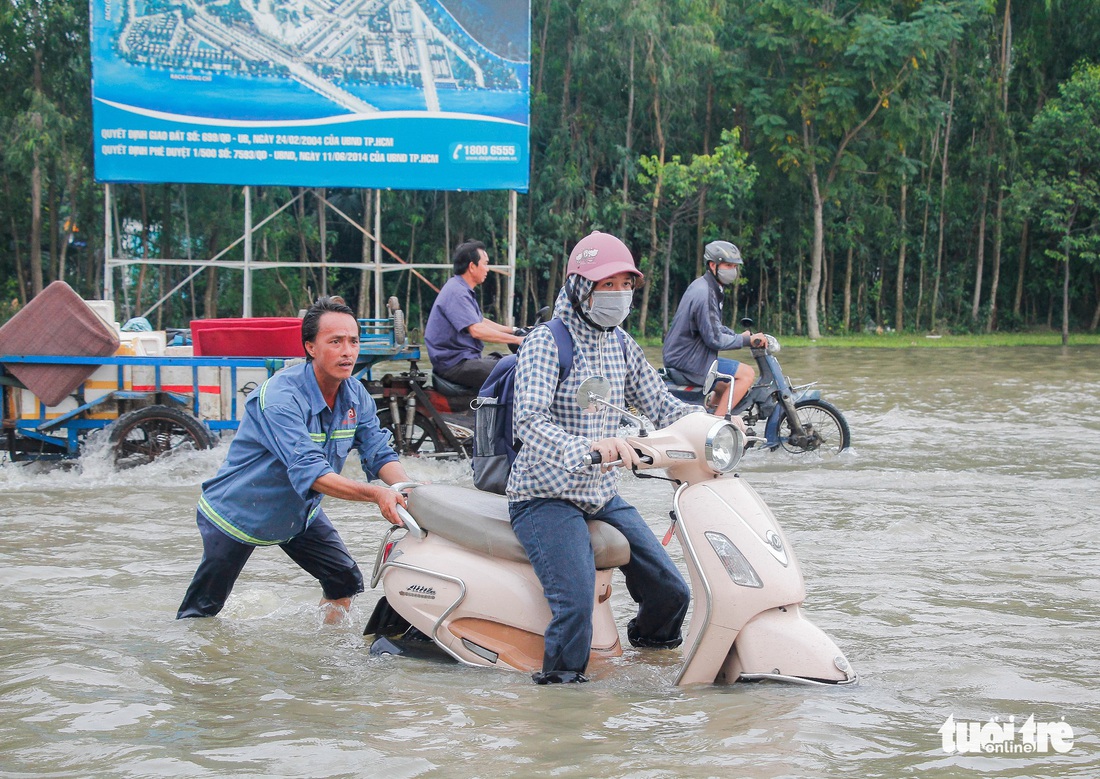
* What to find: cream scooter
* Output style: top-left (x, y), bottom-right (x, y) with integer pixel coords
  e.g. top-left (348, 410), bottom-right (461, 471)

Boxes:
top-left (364, 370), bottom-right (856, 685)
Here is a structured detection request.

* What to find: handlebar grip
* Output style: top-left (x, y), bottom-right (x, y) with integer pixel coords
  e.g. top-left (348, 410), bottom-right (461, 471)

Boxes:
top-left (582, 451), bottom-right (653, 467)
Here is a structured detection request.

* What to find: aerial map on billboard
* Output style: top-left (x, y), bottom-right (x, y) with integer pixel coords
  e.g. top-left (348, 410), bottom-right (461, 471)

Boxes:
top-left (90, 0), bottom-right (530, 191)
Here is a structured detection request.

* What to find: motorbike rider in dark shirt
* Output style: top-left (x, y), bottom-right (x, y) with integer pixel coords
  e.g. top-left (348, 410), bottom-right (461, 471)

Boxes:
top-left (662, 241), bottom-right (766, 416)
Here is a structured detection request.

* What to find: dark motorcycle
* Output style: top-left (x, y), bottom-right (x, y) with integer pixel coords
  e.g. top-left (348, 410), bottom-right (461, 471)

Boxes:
top-left (367, 308), bottom-right (551, 458)
top-left (660, 318), bottom-right (851, 455)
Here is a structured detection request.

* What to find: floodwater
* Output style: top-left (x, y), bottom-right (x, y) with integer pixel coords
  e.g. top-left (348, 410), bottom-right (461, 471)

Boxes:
top-left (1, 346), bottom-right (1098, 778)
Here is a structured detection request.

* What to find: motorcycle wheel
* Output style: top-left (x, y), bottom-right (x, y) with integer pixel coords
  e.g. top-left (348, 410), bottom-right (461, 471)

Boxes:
top-left (778, 399), bottom-right (851, 455)
top-left (376, 408), bottom-right (448, 456)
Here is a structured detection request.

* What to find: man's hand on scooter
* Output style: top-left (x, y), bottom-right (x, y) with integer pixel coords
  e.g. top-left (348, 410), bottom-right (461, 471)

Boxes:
top-left (743, 330), bottom-right (767, 349)
top-left (589, 437), bottom-right (642, 472)
top-left (374, 485), bottom-right (410, 526)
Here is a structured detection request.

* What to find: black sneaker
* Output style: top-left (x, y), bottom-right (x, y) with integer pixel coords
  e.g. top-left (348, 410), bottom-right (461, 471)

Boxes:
top-left (532, 670), bottom-right (590, 684)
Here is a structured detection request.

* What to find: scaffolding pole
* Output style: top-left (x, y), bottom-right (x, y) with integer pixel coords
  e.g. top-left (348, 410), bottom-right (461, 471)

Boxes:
top-left (507, 190), bottom-right (517, 327)
top-left (243, 186), bottom-right (252, 317)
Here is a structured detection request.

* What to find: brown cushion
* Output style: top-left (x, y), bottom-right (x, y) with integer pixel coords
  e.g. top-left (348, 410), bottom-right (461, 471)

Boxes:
top-left (0, 281), bottom-right (121, 406)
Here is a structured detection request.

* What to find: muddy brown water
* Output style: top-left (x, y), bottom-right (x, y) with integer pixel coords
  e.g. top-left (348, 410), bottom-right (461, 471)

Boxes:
top-left (1, 345), bottom-right (1097, 777)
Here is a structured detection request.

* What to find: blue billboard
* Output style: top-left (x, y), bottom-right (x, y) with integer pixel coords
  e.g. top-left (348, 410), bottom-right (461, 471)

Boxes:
top-left (90, 0), bottom-right (530, 191)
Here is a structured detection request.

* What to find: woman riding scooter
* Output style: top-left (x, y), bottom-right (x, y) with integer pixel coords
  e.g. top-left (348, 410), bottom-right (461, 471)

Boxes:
top-left (507, 231), bottom-right (703, 684)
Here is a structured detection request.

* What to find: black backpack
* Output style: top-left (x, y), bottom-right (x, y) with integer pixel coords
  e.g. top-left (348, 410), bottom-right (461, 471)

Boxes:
top-left (471, 318), bottom-right (625, 494)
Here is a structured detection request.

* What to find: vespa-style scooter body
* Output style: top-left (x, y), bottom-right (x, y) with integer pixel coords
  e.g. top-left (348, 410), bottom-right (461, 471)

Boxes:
top-left (366, 398), bottom-right (855, 686)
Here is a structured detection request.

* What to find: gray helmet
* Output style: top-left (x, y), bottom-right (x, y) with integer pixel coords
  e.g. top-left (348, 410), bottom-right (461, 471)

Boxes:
top-left (704, 240), bottom-right (743, 267)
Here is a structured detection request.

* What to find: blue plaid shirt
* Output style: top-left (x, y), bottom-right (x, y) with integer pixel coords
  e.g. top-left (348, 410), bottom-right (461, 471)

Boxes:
top-left (507, 286), bottom-right (700, 513)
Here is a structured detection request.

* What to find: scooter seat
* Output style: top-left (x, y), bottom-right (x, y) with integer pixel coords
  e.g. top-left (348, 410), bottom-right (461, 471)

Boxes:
top-left (406, 484), bottom-right (631, 569)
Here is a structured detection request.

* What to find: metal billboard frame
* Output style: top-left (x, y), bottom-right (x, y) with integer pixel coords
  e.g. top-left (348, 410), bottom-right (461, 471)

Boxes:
top-left (102, 184), bottom-right (518, 325)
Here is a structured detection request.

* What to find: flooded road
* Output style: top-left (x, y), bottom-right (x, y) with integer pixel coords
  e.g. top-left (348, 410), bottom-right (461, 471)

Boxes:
top-left (1, 346), bottom-right (1098, 778)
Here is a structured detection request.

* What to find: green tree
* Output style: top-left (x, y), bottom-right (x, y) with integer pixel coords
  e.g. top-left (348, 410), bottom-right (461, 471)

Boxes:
top-left (1014, 63), bottom-right (1100, 344)
top-left (741, 0), bottom-right (968, 338)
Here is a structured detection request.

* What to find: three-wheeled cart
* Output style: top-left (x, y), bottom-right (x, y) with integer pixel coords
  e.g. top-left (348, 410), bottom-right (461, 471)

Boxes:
top-left (1, 316), bottom-right (418, 467)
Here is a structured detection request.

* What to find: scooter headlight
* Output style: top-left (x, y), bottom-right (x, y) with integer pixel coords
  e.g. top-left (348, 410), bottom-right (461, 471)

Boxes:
top-left (705, 421), bottom-right (744, 473)
top-left (705, 532), bottom-right (763, 588)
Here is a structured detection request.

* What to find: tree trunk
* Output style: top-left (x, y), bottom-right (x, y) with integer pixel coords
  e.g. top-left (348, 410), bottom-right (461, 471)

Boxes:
top-left (158, 184), bottom-right (173, 328)
top-left (135, 184), bottom-right (149, 312)
top-left (29, 49), bottom-right (45, 297)
top-left (856, 247), bottom-right (865, 329)
top-left (5, 174), bottom-right (29, 304)
top-left (795, 259), bottom-right (804, 335)
top-left (619, 38), bottom-right (635, 237)
top-left (1061, 250), bottom-right (1070, 346)
top-left (896, 181), bottom-right (908, 331)
top-left (204, 267), bottom-right (218, 318)
top-left (1013, 219), bottom-right (1029, 318)
top-left (48, 177), bottom-right (58, 286)
top-left (662, 222), bottom-right (675, 333)
top-left (57, 166), bottom-right (80, 285)
top-left (805, 136), bottom-right (825, 339)
top-left (29, 147), bottom-right (44, 296)
top-left (694, 80), bottom-right (714, 277)
top-left (971, 157), bottom-right (990, 322)
top-left (917, 133), bottom-right (936, 330)
top-left (932, 77), bottom-right (956, 330)
top-left (639, 34), bottom-right (666, 338)
top-left (776, 250), bottom-right (784, 335)
top-left (1090, 275), bottom-right (1100, 331)
top-left (986, 188), bottom-right (1004, 332)
top-left (843, 243), bottom-right (853, 332)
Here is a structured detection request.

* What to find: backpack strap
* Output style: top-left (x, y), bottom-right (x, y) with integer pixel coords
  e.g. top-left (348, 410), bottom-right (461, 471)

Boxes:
top-left (546, 318), bottom-right (574, 382)
top-left (545, 318), bottom-right (628, 383)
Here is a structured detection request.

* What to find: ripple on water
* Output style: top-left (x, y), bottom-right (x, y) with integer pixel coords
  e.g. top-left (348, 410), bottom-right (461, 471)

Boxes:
top-left (1, 347), bottom-right (1099, 777)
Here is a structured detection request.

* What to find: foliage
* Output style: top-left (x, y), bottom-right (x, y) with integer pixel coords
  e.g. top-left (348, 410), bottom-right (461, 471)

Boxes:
top-left (1, 0), bottom-right (1100, 341)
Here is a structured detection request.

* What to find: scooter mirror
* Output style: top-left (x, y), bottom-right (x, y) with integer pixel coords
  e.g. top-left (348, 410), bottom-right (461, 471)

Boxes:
top-left (703, 360), bottom-right (720, 395)
top-left (576, 376), bottom-right (612, 413)
top-left (740, 317), bottom-right (754, 329)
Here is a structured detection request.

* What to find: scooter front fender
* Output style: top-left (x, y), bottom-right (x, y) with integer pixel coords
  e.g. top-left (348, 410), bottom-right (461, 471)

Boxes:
top-left (673, 479), bottom-right (808, 685)
top-left (723, 606), bottom-right (856, 685)
top-left (763, 389), bottom-right (822, 447)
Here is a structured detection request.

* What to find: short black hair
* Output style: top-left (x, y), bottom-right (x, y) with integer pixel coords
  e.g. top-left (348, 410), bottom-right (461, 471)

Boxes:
top-left (302, 295), bottom-right (356, 356)
top-left (452, 240), bottom-right (486, 275)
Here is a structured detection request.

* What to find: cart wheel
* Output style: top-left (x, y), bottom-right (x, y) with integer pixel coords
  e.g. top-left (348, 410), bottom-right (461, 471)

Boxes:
top-left (108, 405), bottom-right (215, 469)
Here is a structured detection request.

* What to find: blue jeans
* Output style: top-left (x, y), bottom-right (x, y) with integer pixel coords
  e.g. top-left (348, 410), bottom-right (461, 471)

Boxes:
top-left (177, 509), bottom-right (364, 618)
top-left (509, 495), bottom-right (691, 675)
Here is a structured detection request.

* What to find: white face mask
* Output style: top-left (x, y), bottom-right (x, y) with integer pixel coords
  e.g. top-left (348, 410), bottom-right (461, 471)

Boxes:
top-left (716, 266), bottom-right (741, 286)
top-left (586, 290), bottom-right (633, 328)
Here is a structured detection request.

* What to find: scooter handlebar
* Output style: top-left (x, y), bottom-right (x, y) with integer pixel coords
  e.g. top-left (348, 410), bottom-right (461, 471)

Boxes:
top-left (582, 451), bottom-right (653, 468)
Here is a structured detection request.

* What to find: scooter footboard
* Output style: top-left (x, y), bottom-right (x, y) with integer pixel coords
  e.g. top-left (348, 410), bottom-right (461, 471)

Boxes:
top-left (723, 606), bottom-right (856, 685)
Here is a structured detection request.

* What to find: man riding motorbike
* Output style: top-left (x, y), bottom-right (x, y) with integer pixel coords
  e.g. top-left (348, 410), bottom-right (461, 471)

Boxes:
top-left (662, 240), bottom-right (766, 416)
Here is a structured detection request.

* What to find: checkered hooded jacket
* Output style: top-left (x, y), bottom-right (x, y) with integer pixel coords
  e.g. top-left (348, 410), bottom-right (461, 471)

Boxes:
top-left (506, 278), bottom-right (700, 513)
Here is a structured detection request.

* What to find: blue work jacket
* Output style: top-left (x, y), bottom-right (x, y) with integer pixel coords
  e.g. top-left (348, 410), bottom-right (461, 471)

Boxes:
top-left (197, 361), bottom-right (399, 545)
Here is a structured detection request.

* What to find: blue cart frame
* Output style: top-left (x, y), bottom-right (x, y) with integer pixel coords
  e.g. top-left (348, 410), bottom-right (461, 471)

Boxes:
top-left (1, 317), bottom-right (419, 463)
